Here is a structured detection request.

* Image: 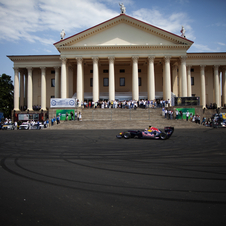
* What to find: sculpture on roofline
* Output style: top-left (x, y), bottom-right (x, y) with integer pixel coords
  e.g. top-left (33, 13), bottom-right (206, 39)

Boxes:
top-left (180, 26), bottom-right (186, 38)
top-left (119, 3), bottom-right (126, 14)
top-left (60, 29), bottom-right (66, 40)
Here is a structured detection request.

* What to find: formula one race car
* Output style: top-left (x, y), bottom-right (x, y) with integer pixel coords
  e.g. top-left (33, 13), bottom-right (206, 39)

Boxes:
top-left (116, 126), bottom-right (174, 140)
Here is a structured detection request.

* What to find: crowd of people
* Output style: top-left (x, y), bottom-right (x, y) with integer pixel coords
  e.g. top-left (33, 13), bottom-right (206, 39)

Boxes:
top-left (77, 98), bottom-right (171, 109)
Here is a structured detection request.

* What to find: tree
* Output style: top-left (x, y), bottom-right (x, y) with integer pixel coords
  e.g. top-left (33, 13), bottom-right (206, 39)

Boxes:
top-left (0, 74), bottom-right (14, 119)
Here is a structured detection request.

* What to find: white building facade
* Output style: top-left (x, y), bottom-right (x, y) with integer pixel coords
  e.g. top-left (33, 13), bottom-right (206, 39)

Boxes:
top-left (8, 14), bottom-right (226, 111)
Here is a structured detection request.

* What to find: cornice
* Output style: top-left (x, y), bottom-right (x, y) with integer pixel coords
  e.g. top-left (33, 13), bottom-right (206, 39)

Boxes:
top-left (187, 53), bottom-right (226, 59)
top-left (58, 45), bottom-right (190, 52)
top-left (7, 55), bottom-right (61, 62)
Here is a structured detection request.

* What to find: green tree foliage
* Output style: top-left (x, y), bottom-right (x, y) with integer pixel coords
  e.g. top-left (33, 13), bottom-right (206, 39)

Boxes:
top-left (0, 74), bottom-right (14, 119)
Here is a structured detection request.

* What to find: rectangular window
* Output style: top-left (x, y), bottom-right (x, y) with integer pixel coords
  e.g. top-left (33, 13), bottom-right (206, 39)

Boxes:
top-left (120, 77), bottom-right (125, 86)
top-left (90, 70), bottom-right (93, 73)
top-left (191, 77), bottom-right (194, 86)
top-left (138, 69), bottom-right (141, 73)
top-left (120, 69), bottom-right (125, 73)
top-left (103, 78), bottom-right (109, 86)
top-left (191, 68), bottom-right (194, 72)
top-left (103, 69), bottom-right (109, 73)
top-left (139, 77), bottom-right (141, 86)
top-left (51, 79), bottom-right (55, 87)
top-left (90, 78), bottom-right (93, 87)
top-left (51, 95), bottom-right (55, 98)
top-left (51, 70), bottom-right (55, 74)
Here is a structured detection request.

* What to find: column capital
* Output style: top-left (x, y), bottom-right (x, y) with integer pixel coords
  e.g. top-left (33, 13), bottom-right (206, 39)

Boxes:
top-left (13, 67), bottom-right (19, 72)
top-left (180, 55), bottom-right (187, 63)
top-left (26, 67), bottom-right (33, 72)
top-left (92, 56), bottom-right (99, 63)
top-left (148, 55), bottom-right (155, 63)
top-left (164, 55), bottom-right (171, 63)
top-left (40, 67), bottom-right (46, 72)
top-left (60, 57), bottom-right (67, 63)
top-left (214, 65), bottom-right (220, 70)
top-left (200, 65), bottom-right (206, 70)
top-left (187, 65), bottom-right (192, 69)
top-left (76, 57), bottom-right (83, 64)
top-left (132, 56), bottom-right (139, 63)
top-left (108, 56), bottom-right (115, 63)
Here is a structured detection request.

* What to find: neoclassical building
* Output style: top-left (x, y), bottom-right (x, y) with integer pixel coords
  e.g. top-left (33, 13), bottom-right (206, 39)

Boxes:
top-left (8, 12), bottom-right (226, 112)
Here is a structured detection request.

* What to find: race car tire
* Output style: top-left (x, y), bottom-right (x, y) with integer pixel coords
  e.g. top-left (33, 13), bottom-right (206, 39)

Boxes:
top-left (159, 133), bottom-right (167, 140)
top-left (123, 132), bottom-right (131, 139)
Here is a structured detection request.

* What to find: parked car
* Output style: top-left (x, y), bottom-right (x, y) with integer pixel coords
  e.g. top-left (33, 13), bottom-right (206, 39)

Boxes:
top-left (19, 122), bottom-right (30, 130)
top-left (2, 123), bottom-right (15, 130)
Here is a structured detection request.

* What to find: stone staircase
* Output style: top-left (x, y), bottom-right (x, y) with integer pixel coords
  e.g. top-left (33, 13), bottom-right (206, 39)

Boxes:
top-left (48, 107), bottom-right (206, 130)
top-left (80, 107), bottom-right (163, 121)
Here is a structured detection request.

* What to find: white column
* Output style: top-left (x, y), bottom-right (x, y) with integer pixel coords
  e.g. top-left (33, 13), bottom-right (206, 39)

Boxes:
top-left (61, 57), bottom-right (67, 98)
top-left (172, 65), bottom-right (178, 97)
top-left (222, 67), bottom-right (226, 107)
top-left (92, 57), bottom-right (99, 102)
top-left (40, 67), bottom-right (46, 110)
top-left (214, 65), bottom-right (220, 107)
top-left (164, 56), bottom-right (171, 101)
top-left (147, 55), bottom-right (155, 100)
top-left (187, 65), bottom-right (192, 97)
top-left (13, 67), bottom-right (20, 111)
top-left (108, 56), bottom-right (115, 101)
top-left (82, 62), bottom-right (84, 102)
top-left (54, 67), bottom-right (60, 98)
top-left (25, 73), bottom-right (28, 107)
top-left (27, 67), bottom-right (33, 111)
top-left (178, 63), bottom-right (182, 96)
top-left (132, 56), bottom-right (139, 101)
top-left (181, 56), bottom-right (187, 97)
top-left (200, 65), bottom-right (206, 108)
top-left (76, 57), bottom-right (83, 106)
top-left (219, 70), bottom-right (221, 107)
top-left (20, 70), bottom-right (25, 110)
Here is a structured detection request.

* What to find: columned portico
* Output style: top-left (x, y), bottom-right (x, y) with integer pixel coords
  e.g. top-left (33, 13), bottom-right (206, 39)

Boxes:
top-left (132, 56), bottom-right (139, 101)
top-left (200, 65), bottom-right (206, 108)
top-left (27, 67), bottom-right (33, 111)
top-left (76, 57), bottom-right (83, 106)
top-left (13, 67), bottom-right (20, 111)
top-left (147, 55), bottom-right (155, 100)
top-left (108, 56), bottom-right (115, 101)
top-left (40, 67), bottom-right (46, 111)
top-left (92, 57), bottom-right (99, 102)
top-left (164, 56), bottom-right (171, 101)
top-left (61, 57), bottom-right (67, 98)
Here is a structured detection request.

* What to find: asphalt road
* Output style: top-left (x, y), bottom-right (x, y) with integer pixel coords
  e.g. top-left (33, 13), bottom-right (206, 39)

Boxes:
top-left (0, 128), bottom-right (226, 226)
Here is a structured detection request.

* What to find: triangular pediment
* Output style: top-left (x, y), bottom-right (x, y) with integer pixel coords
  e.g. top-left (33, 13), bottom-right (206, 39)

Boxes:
top-left (54, 14), bottom-right (193, 50)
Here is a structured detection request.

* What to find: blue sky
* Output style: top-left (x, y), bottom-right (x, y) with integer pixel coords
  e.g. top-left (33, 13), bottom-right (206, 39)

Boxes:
top-left (1, 0), bottom-right (226, 83)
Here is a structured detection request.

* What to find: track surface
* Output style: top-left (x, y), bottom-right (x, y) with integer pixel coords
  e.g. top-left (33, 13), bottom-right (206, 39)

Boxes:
top-left (0, 128), bottom-right (226, 226)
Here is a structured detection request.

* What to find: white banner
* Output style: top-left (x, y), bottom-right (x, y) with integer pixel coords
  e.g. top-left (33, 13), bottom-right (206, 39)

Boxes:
top-left (50, 98), bottom-right (76, 108)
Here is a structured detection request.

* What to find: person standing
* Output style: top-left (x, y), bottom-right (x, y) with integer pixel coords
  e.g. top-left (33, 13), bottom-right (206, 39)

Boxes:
top-left (186, 110), bottom-right (189, 121)
top-left (79, 112), bottom-right (82, 121)
top-left (175, 109), bottom-right (179, 120)
top-left (14, 121), bottom-right (17, 130)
